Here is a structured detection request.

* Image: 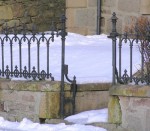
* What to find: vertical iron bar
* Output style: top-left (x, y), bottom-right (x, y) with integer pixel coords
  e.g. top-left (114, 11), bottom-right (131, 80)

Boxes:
top-left (28, 42), bottom-right (31, 77)
top-left (110, 12), bottom-right (118, 85)
top-left (47, 42), bottom-right (49, 79)
top-left (141, 42), bottom-right (144, 77)
top-left (72, 76), bottom-right (76, 114)
top-left (1, 41), bottom-right (4, 76)
top-left (10, 40), bottom-right (13, 77)
top-left (97, 0), bottom-right (101, 34)
top-left (130, 42), bottom-right (133, 82)
top-left (119, 36), bottom-right (122, 79)
top-left (60, 15), bottom-right (67, 118)
top-left (37, 42), bottom-right (40, 77)
top-left (19, 41), bottom-right (22, 77)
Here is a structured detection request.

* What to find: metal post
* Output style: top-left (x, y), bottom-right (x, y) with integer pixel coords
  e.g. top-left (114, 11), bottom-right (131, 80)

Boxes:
top-left (97, 0), bottom-right (101, 34)
top-left (110, 12), bottom-right (118, 85)
top-left (60, 15), bottom-right (67, 118)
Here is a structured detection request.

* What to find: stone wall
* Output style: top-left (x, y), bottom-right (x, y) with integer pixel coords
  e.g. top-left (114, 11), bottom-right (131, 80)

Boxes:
top-left (0, 79), bottom-right (110, 122)
top-left (0, 0), bottom-right (65, 32)
top-left (66, 0), bottom-right (97, 35)
top-left (109, 85), bottom-right (150, 131)
top-left (66, 0), bottom-right (150, 35)
top-left (101, 0), bottom-right (150, 34)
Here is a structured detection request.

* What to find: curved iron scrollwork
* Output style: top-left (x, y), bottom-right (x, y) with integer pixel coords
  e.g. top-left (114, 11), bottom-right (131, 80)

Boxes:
top-left (0, 19), bottom-right (60, 81)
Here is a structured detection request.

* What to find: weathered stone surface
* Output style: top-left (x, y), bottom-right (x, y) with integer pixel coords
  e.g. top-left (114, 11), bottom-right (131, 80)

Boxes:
top-left (119, 96), bottom-right (150, 131)
top-left (1, 80), bottom-right (70, 92)
top-left (88, 0), bottom-right (97, 7)
top-left (0, 1), bottom-right (65, 32)
top-left (6, 20), bottom-right (20, 28)
top-left (66, 0), bottom-right (87, 8)
top-left (0, 6), bottom-right (13, 20)
top-left (28, 7), bottom-right (38, 17)
top-left (140, 0), bottom-right (150, 14)
top-left (39, 92), bottom-right (60, 119)
top-left (102, 0), bottom-right (116, 8)
top-left (118, 0), bottom-right (140, 13)
top-left (108, 96), bottom-right (122, 124)
top-left (110, 85), bottom-right (149, 97)
top-left (76, 91), bottom-right (109, 113)
top-left (77, 83), bottom-right (111, 91)
top-left (75, 9), bottom-right (88, 27)
top-left (12, 3), bottom-right (25, 18)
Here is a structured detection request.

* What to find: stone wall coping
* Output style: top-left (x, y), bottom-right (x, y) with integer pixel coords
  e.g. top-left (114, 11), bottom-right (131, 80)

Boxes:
top-left (0, 79), bottom-right (111, 92)
top-left (77, 83), bottom-right (111, 92)
top-left (109, 84), bottom-right (150, 97)
top-left (0, 79), bottom-right (71, 92)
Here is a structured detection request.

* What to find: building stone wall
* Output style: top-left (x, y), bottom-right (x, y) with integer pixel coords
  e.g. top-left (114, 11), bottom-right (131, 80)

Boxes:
top-left (0, 0), bottom-right (65, 32)
top-left (66, 0), bottom-right (150, 35)
top-left (101, 0), bottom-right (150, 34)
top-left (66, 0), bottom-right (97, 35)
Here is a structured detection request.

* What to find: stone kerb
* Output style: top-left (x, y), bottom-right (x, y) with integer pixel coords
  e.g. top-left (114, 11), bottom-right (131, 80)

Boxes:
top-left (109, 85), bottom-right (150, 131)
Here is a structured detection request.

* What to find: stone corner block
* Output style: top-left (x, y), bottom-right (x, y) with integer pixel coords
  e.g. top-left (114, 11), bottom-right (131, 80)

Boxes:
top-left (39, 92), bottom-right (60, 119)
top-left (108, 96), bottom-right (122, 124)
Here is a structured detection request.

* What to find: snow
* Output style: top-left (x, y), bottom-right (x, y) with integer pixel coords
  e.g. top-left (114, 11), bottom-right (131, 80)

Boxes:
top-left (65, 108), bottom-right (108, 124)
top-left (0, 32), bottom-right (141, 130)
top-left (0, 108), bottom-right (108, 131)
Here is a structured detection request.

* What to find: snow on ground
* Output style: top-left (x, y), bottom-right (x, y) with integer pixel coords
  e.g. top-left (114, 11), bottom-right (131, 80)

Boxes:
top-left (0, 108), bottom-right (108, 131)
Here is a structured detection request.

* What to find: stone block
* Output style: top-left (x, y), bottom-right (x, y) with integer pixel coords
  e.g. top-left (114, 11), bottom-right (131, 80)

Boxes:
top-left (88, 0), bottom-right (97, 7)
top-left (102, 0), bottom-right (116, 8)
top-left (66, 8), bottom-right (76, 28)
top-left (118, 0), bottom-right (140, 13)
top-left (12, 3), bottom-right (24, 18)
top-left (140, 0), bottom-right (150, 14)
top-left (6, 20), bottom-right (20, 28)
top-left (0, 6), bottom-right (13, 20)
top-left (87, 8), bottom-right (97, 27)
top-left (67, 27), bottom-right (88, 35)
top-left (75, 9), bottom-right (88, 27)
top-left (76, 91), bottom-right (109, 113)
top-left (39, 92), bottom-right (71, 119)
top-left (108, 96), bottom-right (122, 124)
top-left (28, 7), bottom-right (38, 17)
top-left (66, 0), bottom-right (87, 8)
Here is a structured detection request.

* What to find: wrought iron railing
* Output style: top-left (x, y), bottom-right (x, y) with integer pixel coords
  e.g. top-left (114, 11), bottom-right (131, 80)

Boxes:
top-left (0, 23), bottom-right (57, 80)
top-left (109, 12), bottom-right (150, 85)
top-left (0, 15), bottom-right (77, 118)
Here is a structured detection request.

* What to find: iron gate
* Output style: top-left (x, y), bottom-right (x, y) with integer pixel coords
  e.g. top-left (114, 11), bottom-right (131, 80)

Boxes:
top-left (0, 15), bottom-right (76, 118)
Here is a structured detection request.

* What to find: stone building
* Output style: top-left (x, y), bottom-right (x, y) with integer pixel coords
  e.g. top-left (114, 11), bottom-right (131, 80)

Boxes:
top-left (66, 0), bottom-right (150, 35)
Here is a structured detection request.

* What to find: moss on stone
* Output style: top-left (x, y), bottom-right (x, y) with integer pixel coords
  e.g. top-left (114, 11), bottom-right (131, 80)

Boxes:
top-left (108, 96), bottom-right (122, 124)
